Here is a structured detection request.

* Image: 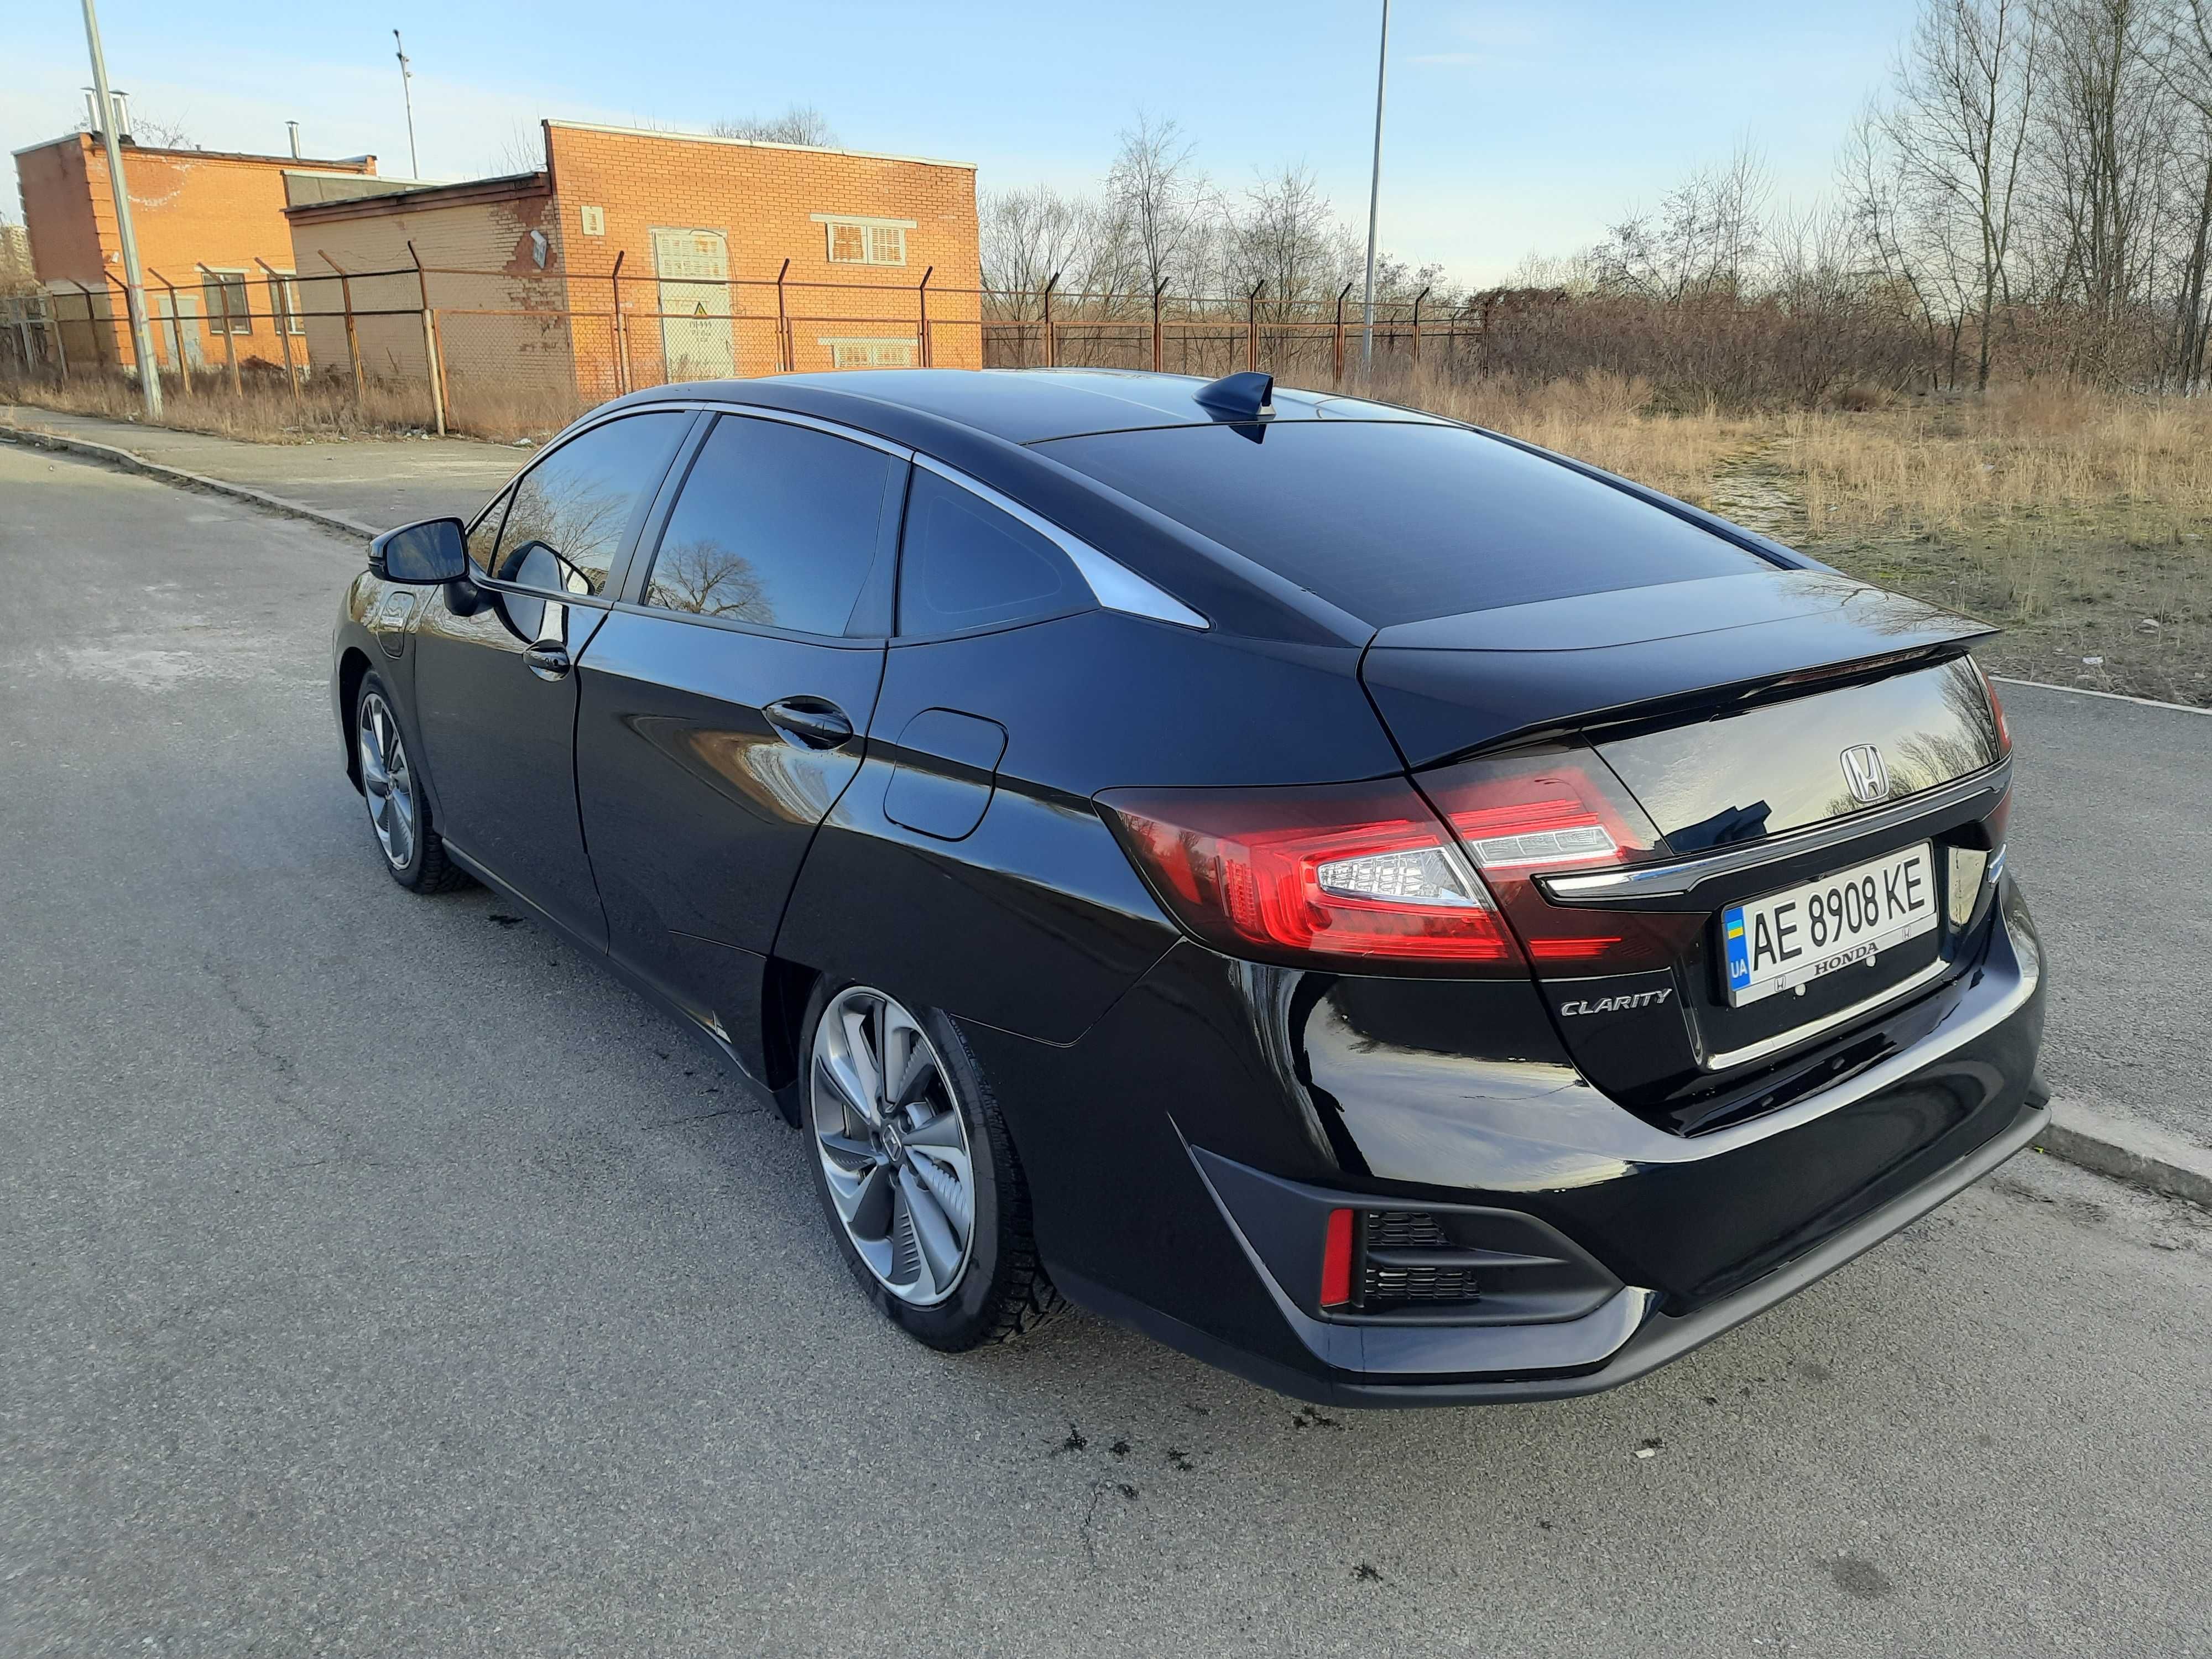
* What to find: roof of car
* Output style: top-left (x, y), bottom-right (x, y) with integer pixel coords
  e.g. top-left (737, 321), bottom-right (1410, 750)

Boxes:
top-left (619, 368), bottom-right (1453, 447)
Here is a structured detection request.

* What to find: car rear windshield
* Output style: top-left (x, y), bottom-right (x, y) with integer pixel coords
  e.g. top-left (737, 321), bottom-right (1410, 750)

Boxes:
top-left (1034, 421), bottom-right (1776, 627)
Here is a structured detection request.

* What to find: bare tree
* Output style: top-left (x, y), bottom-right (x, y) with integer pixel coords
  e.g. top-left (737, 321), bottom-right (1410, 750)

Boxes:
top-left (981, 184), bottom-right (1102, 315)
top-left (1102, 113), bottom-right (1213, 302)
top-left (2145, 0), bottom-right (2212, 387)
top-left (711, 106), bottom-right (837, 147)
top-left (1224, 165), bottom-right (1360, 319)
top-left (1876, 0), bottom-right (2041, 389)
top-left (1590, 144), bottom-right (1772, 302)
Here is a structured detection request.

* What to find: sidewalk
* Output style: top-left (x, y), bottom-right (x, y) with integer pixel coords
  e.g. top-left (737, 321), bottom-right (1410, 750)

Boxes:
top-left (0, 403), bottom-right (522, 531)
top-left (3, 398), bottom-right (2205, 1214)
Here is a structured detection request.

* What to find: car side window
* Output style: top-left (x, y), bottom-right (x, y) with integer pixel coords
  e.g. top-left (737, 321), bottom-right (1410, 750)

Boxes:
top-left (493, 412), bottom-right (689, 597)
top-left (896, 468), bottom-right (1087, 637)
top-left (640, 414), bottom-right (898, 636)
top-left (465, 486), bottom-right (513, 575)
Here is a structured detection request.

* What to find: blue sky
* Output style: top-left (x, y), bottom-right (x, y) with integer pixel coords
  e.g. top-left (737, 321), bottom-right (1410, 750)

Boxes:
top-left (11, 1), bottom-right (1919, 285)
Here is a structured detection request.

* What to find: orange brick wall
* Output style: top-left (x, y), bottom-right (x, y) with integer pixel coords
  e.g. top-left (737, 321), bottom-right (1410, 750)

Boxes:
top-left (15, 133), bottom-right (373, 371)
top-left (544, 123), bottom-right (982, 381)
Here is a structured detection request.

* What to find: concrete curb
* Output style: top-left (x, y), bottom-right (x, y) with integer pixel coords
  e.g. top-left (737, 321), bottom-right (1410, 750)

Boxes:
top-left (0, 419), bottom-right (382, 540)
top-left (2034, 1101), bottom-right (2212, 1211)
top-left (10, 413), bottom-right (2209, 1214)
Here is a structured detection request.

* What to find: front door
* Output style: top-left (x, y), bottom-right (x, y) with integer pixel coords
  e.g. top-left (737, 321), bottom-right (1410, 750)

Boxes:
top-left (409, 409), bottom-right (693, 946)
top-left (652, 228), bottom-right (735, 381)
top-left (574, 410), bottom-right (905, 1069)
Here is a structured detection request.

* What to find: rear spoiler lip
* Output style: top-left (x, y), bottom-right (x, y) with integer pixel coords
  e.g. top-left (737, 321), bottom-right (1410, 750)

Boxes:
top-left (1362, 622), bottom-right (2000, 773)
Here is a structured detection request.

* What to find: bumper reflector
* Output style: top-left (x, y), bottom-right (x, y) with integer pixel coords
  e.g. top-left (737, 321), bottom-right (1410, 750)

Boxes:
top-left (1320, 1208), bottom-right (1355, 1308)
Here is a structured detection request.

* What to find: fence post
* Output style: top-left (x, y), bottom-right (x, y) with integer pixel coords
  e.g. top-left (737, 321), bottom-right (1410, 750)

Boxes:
top-left (105, 274), bottom-right (138, 384)
top-left (1246, 282), bottom-right (1264, 372)
top-left (254, 258), bottom-right (303, 404)
top-left (1152, 280), bottom-right (1167, 373)
top-left (76, 283), bottom-right (109, 372)
top-left (407, 241), bottom-right (446, 435)
top-left (774, 258), bottom-right (792, 373)
top-left (1041, 273), bottom-right (1058, 368)
top-left (147, 269), bottom-right (191, 393)
top-left (197, 267), bottom-right (243, 395)
top-left (321, 251), bottom-right (366, 408)
top-left (1333, 281), bottom-right (1352, 385)
top-left (1411, 285), bottom-right (1429, 369)
top-left (609, 249), bottom-right (628, 395)
top-left (917, 265), bottom-right (933, 368)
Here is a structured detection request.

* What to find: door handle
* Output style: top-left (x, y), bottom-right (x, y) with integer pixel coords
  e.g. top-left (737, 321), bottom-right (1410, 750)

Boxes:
top-left (523, 642), bottom-right (572, 681)
top-left (763, 696), bottom-right (855, 750)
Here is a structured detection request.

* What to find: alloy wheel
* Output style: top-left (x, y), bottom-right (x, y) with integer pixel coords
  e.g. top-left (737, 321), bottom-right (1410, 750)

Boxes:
top-left (357, 691), bottom-right (417, 870)
top-left (810, 986), bottom-right (977, 1307)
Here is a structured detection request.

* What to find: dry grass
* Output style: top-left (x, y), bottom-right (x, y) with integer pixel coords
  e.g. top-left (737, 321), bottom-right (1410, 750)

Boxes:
top-left (0, 370), bottom-right (433, 442)
top-left (1369, 366), bottom-right (1759, 507)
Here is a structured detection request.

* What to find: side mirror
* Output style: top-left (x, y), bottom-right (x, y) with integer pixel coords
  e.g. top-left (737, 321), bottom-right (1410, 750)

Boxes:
top-left (369, 518), bottom-right (469, 585)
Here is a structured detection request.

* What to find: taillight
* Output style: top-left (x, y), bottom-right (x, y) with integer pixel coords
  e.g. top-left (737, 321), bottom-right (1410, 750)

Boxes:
top-left (1098, 778), bottom-right (1522, 969)
top-left (1420, 745), bottom-right (1697, 975)
top-left (1974, 656), bottom-right (2012, 754)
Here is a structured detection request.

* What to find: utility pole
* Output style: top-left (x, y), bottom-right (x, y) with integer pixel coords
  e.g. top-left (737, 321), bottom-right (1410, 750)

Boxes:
top-left (80, 0), bottom-right (161, 418)
top-left (1359, 0), bottom-right (1390, 378)
top-left (394, 30), bottom-right (419, 177)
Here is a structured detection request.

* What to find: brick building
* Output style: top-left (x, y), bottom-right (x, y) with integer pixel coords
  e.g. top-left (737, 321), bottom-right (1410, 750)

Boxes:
top-left (282, 119), bottom-right (980, 425)
top-left (12, 129), bottom-right (380, 373)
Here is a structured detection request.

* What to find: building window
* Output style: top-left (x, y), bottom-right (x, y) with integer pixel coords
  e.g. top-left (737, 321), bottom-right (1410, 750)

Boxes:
top-left (203, 270), bottom-right (252, 334)
top-left (820, 337), bottom-right (916, 368)
top-left (268, 272), bottom-right (306, 335)
top-left (813, 214), bottom-right (912, 267)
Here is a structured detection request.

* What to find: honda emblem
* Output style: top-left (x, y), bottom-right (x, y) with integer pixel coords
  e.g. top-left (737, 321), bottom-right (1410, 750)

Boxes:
top-left (1840, 744), bottom-right (1890, 805)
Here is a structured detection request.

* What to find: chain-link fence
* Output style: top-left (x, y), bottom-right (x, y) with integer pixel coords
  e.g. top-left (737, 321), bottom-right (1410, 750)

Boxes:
top-left (6, 260), bottom-right (1483, 439)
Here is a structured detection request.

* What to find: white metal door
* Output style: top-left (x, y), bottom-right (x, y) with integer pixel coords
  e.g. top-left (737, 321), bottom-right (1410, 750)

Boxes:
top-left (652, 228), bottom-right (735, 380)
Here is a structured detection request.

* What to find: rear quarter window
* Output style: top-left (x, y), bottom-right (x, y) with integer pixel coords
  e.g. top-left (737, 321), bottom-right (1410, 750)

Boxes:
top-left (1034, 421), bottom-right (1776, 627)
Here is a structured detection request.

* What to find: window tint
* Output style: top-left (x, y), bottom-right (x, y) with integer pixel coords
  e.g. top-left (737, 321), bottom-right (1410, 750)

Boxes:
top-left (1034, 422), bottom-right (1774, 627)
top-left (897, 469), bottom-right (1085, 635)
top-left (494, 412), bottom-right (688, 596)
top-left (642, 415), bottom-right (896, 634)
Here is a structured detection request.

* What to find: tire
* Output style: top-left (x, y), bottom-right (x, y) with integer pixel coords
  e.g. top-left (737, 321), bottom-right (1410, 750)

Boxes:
top-left (354, 672), bottom-right (467, 894)
top-left (802, 979), bottom-right (1062, 1350)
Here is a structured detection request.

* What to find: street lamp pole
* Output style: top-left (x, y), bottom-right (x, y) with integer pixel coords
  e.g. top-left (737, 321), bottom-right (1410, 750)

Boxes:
top-left (1359, 0), bottom-right (1390, 379)
top-left (80, 0), bottom-right (161, 418)
top-left (394, 30), bottom-right (419, 177)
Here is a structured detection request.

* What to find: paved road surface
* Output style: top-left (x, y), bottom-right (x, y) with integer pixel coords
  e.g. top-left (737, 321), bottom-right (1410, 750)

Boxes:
top-left (2, 446), bottom-right (2208, 1657)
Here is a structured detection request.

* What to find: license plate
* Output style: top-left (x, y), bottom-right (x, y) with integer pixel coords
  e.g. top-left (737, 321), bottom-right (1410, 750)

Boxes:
top-left (1721, 843), bottom-right (1937, 1007)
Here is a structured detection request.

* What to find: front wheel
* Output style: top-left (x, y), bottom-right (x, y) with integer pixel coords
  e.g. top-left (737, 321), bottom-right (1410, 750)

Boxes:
top-left (355, 674), bottom-right (466, 893)
top-left (804, 981), bottom-right (1062, 1350)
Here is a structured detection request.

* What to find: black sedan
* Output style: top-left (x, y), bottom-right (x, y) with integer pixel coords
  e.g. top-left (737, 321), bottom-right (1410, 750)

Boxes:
top-left (332, 368), bottom-right (2045, 1405)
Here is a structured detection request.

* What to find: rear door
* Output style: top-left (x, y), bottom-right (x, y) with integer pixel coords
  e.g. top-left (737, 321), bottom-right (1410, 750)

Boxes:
top-left (572, 410), bottom-right (905, 1068)
top-left (409, 409), bottom-right (692, 945)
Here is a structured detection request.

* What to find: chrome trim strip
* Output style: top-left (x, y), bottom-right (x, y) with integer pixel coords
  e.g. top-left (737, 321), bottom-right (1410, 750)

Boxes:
top-left (616, 398), bottom-right (919, 461)
top-left (911, 453), bottom-right (1209, 630)
top-left (1697, 956), bottom-right (1951, 1072)
top-left (1538, 760), bottom-right (2009, 905)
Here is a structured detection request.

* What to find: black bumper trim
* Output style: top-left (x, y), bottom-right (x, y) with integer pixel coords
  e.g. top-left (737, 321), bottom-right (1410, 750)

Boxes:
top-left (1050, 1092), bottom-right (2048, 1408)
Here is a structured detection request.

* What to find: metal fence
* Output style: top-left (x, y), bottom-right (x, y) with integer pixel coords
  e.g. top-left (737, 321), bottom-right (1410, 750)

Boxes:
top-left (3, 259), bottom-right (1486, 436)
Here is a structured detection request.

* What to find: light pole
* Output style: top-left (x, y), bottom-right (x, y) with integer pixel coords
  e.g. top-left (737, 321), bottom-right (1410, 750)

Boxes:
top-left (1359, 0), bottom-right (1390, 379)
top-left (79, 0), bottom-right (161, 418)
top-left (394, 30), bottom-right (419, 177)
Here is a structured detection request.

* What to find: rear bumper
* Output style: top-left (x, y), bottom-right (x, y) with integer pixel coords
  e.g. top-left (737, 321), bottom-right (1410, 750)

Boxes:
top-left (993, 877), bottom-right (2047, 1407)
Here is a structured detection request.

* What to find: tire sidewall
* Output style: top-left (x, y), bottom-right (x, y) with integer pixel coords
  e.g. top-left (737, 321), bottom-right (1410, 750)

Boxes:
top-left (800, 977), bottom-right (1017, 1351)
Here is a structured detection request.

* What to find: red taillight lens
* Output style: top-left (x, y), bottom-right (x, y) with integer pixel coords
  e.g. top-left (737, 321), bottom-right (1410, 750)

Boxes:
top-left (1974, 656), bottom-right (2012, 754)
top-left (1320, 1208), bottom-right (1355, 1309)
top-left (1421, 745), bottom-right (1695, 976)
top-left (1098, 778), bottom-right (1522, 968)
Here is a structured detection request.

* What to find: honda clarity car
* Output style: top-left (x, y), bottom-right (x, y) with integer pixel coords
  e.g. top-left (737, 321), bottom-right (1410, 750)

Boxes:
top-left (332, 368), bottom-right (2046, 1405)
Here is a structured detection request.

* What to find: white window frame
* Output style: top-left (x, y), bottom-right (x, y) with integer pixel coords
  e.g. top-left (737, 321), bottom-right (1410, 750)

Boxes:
top-left (818, 336), bottom-right (917, 369)
top-left (267, 270), bottom-right (306, 335)
top-left (204, 269), bottom-right (252, 335)
top-left (811, 212), bottom-right (914, 267)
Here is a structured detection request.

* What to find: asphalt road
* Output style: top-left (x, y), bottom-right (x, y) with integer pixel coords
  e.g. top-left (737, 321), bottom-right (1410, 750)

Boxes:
top-left (3, 445), bottom-right (2209, 1658)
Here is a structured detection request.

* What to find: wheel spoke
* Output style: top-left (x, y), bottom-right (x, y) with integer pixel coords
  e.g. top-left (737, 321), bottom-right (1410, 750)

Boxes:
top-left (815, 1048), bottom-right (878, 1130)
top-left (899, 1164), bottom-right (964, 1290)
top-left (825, 1157), bottom-right (893, 1235)
top-left (892, 1186), bottom-right (936, 1302)
top-left (841, 1005), bottom-right (881, 1113)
